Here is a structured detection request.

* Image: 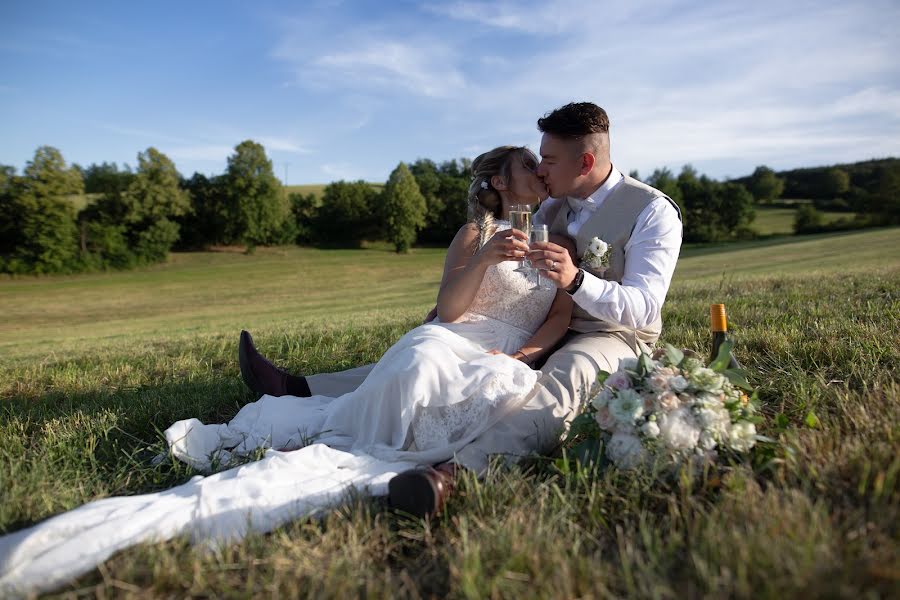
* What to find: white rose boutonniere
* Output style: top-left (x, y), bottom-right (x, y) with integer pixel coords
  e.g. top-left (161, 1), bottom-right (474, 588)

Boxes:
top-left (580, 236), bottom-right (612, 274)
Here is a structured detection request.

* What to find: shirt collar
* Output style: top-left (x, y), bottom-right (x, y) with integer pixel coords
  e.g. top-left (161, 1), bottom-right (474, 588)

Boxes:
top-left (566, 166), bottom-right (623, 213)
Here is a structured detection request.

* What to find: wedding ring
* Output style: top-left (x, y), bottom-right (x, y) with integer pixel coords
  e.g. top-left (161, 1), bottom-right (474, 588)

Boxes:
top-left (550, 260), bottom-right (557, 271)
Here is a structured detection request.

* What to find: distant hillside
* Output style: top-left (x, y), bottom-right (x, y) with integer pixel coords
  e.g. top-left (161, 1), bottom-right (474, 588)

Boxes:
top-left (730, 157), bottom-right (900, 199)
top-left (285, 183), bottom-right (384, 201)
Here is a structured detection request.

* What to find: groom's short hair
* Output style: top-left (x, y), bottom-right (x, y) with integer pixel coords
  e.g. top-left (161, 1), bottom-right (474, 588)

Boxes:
top-left (538, 102), bottom-right (610, 138)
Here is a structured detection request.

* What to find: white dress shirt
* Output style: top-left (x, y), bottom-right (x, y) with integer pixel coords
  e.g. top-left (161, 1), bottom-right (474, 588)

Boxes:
top-left (534, 167), bottom-right (682, 330)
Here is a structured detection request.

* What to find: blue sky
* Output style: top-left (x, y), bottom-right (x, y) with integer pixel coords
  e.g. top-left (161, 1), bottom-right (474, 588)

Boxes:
top-left (2, 0), bottom-right (898, 184)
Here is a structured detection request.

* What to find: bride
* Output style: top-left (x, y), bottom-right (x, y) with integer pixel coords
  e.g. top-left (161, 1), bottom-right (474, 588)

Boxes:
top-left (181, 145), bottom-right (573, 468)
top-left (0, 146), bottom-right (573, 597)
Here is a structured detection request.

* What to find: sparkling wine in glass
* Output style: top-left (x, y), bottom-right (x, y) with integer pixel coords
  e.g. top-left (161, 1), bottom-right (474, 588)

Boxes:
top-left (529, 224), bottom-right (554, 290)
top-left (509, 204), bottom-right (532, 273)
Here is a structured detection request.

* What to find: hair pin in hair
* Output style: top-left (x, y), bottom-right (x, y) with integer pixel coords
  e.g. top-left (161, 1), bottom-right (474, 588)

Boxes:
top-left (480, 181), bottom-right (489, 190)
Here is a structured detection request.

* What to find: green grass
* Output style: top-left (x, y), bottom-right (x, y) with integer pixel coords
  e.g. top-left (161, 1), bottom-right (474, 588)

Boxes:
top-left (1, 228), bottom-right (899, 598)
top-left (751, 206), bottom-right (857, 236)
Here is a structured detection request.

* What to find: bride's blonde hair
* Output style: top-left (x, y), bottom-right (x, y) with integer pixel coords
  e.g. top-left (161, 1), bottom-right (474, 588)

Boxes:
top-left (467, 146), bottom-right (538, 250)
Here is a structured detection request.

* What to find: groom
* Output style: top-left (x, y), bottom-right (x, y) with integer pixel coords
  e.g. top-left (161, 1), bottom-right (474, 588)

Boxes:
top-left (239, 102), bottom-right (682, 517)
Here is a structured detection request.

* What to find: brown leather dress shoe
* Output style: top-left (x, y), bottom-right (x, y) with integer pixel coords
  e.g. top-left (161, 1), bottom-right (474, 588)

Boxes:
top-left (388, 462), bottom-right (459, 519)
top-left (238, 330), bottom-right (312, 397)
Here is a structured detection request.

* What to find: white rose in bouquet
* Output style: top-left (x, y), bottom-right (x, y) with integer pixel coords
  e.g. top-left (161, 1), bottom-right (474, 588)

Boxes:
top-left (729, 421), bottom-right (757, 452)
top-left (696, 407), bottom-right (731, 436)
top-left (658, 406), bottom-right (701, 451)
top-left (606, 432), bottom-right (646, 469)
top-left (641, 419), bottom-right (661, 438)
top-left (690, 368), bottom-right (726, 393)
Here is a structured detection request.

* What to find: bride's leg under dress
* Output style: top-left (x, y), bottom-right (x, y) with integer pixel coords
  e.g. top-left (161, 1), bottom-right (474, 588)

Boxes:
top-left (453, 331), bottom-right (637, 474)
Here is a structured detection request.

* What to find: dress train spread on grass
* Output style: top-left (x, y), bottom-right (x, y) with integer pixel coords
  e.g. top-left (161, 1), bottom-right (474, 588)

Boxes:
top-left (0, 222), bottom-right (556, 597)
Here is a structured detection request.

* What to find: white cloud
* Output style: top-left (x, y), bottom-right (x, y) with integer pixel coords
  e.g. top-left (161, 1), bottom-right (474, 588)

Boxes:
top-left (320, 162), bottom-right (365, 181)
top-left (255, 136), bottom-right (311, 153)
top-left (166, 145), bottom-right (233, 162)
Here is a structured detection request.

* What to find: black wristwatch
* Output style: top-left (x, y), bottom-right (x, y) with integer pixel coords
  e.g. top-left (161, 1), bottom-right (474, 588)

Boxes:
top-left (565, 268), bottom-right (585, 295)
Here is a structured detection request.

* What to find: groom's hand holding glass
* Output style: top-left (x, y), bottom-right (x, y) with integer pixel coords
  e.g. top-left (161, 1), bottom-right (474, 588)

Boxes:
top-left (527, 240), bottom-right (580, 291)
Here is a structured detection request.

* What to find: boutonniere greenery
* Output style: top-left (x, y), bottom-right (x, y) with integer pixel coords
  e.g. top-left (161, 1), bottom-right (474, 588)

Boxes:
top-left (580, 236), bottom-right (612, 274)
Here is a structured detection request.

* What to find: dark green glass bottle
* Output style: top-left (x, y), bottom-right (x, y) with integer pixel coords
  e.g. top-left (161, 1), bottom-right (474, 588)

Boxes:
top-left (710, 303), bottom-right (742, 369)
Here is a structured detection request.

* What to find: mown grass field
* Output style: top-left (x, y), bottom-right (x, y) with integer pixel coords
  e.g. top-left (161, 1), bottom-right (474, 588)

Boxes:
top-left (1, 228), bottom-right (898, 598)
top-left (751, 206), bottom-right (856, 236)
top-left (285, 183), bottom-right (383, 201)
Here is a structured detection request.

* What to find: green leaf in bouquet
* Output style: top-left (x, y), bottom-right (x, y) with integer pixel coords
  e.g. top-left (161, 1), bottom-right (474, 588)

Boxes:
top-left (566, 411), bottom-right (600, 441)
top-left (664, 344), bottom-right (684, 367)
top-left (637, 352), bottom-right (655, 377)
top-left (709, 338), bottom-right (735, 372)
top-left (572, 437), bottom-right (603, 469)
top-left (596, 370), bottom-right (611, 386)
top-left (723, 367), bottom-right (752, 391)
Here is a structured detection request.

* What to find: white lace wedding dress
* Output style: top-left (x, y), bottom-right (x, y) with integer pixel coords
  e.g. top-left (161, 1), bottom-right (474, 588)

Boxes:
top-left (0, 221), bottom-right (556, 597)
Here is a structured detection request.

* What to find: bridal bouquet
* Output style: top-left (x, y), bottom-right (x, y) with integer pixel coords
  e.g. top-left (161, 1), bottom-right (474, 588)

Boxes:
top-left (580, 342), bottom-right (760, 469)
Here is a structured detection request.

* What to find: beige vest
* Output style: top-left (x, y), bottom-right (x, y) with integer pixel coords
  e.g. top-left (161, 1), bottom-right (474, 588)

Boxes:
top-left (546, 175), bottom-right (682, 345)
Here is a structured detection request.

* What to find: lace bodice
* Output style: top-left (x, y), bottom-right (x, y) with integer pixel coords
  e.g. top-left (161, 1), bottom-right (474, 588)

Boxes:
top-left (463, 220), bottom-right (557, 336)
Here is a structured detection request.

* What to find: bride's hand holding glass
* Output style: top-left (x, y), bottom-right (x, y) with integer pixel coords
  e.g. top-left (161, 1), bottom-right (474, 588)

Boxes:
top-left (475, 227), bottom-right (530, 267)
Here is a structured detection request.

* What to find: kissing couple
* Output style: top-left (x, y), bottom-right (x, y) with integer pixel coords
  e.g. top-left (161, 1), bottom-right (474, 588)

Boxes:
top-left (0, 101), bottom-right (682, 597)
top-left (232, 101), bottom-right (684, 516)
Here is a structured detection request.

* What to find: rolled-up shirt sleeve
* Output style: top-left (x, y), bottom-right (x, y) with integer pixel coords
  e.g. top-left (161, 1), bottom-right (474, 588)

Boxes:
top-left (571, 197), bottom-right (682, 329)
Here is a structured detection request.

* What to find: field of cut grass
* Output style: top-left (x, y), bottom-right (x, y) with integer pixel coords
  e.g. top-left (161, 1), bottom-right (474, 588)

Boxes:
top-left (285, 182), bottom-right (383, 201)
top-left (750, 206), bottom-right (857, 236)
top-left (1, 228), bottom-right (898, 598)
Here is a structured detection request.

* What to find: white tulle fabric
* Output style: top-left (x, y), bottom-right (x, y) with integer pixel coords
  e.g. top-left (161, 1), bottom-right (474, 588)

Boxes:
top-left (0, 222), bottom-right (557, 597)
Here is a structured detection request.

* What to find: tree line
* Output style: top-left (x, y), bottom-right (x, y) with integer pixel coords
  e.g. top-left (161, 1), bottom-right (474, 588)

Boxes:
top-left (2, 142), bottom-right (897, 275)
top-left (735, 159), bottom-right (900, 233)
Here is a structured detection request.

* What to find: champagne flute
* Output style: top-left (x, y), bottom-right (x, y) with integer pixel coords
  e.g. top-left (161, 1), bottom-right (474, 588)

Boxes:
top-left (529, 224), bottom-right (554, 290)
top-left (508, 204), bottom-right (532, 273)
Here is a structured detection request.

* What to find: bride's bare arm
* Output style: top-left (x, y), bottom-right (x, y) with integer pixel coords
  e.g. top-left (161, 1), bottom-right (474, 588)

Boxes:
top-left (509, 290), bottom-right (573, 365)
top-left (436, 224), bottom-right (530, 323)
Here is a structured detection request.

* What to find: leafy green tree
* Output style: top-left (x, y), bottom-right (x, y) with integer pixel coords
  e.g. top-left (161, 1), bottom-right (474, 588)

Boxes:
top-left (79, 147), bottom-right (189, 266)
top-left (177, 173), bottom-right (229, 249)
top-left (794, 204), bottom-right (824, 234)
top-left (79, 161), bottom-right (135, 195)
top-left (676, 165), bottom-right (756, 242)
top-left (289, 192), bottom-right (319, 245)
top-left (314, 181), bottom-right (379, 247)
top-left (811, 167), bottom-right (850, 199)
top-left (224, 140), bottom-right (290, 247)
top-left (409, 158), bottom-right (470, 245)
top-left (645, 167), bottom-right (683, 205)
top-left (868, 165), bottom-right (900, 224)
top-left (381, 162), bottom-right (426, 253)
top-left (0, 165), bottom-right (18, 258)
top-left (1, 147), bottom-right (82, 273)
top-left (749, 165), bottom-right (785, 202)
top-left (124, 148), bottom-right (190, 261)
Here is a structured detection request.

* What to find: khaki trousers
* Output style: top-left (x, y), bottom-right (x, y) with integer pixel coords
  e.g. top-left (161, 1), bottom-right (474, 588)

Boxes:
top-left (306, 330), bottom-right (639, 474)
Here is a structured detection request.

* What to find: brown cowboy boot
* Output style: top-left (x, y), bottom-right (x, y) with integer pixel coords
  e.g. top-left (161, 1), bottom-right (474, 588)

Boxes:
top-left (388, 462), bottom-right (460, 519)
top-left (238, 330), bottom-right (312, 397)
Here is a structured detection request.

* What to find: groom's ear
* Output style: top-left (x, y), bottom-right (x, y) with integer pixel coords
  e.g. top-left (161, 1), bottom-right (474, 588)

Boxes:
top-left (580, 152), bottom-right (596, 176)
top-left (490, 174), bottom-right (508, 190)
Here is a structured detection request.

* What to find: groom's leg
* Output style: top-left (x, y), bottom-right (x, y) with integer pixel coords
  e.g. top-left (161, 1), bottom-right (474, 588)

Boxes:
top-left (306, 363), bottom-right (376, 396)
top-left (451, 331), bottom-right (637, 474)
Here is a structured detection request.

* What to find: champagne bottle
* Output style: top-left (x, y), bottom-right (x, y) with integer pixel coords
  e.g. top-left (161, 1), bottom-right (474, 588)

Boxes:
top-left (710, 303), bottom-right (742, 369)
